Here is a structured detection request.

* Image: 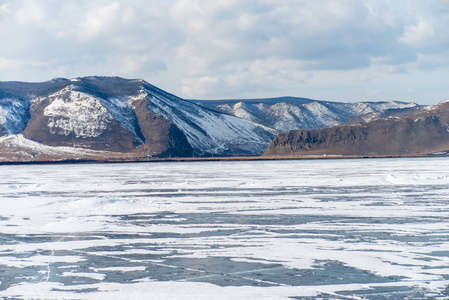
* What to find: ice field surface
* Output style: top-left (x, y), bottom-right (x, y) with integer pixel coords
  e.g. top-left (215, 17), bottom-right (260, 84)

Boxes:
top-left (1, 158), bottom-right (449, 299)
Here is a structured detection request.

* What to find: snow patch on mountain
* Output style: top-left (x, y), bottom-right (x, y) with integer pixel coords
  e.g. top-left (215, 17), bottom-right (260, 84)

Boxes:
top-left (349, 102), bottom-right (376, 116)
top-left (269, 102), bottom-right (306, 131)
top-left (0, 134), bottom-right (112, 161)
top-left (265, 101), bottom-right (342, 131)
top-left (99, 97), bottom-right (142, 143)
top-left (223, 102), bottom-right (255, 121)
top-left (347, 101), bottom-right (420, 122)
top-left (303, 102), bottom-right (341, 126)
top-left (0, 98), bottom-right (29, 135)
top-left (349, 101), bottom-right (418, 115)
top-left (43, 86), bottom-right (113, 138)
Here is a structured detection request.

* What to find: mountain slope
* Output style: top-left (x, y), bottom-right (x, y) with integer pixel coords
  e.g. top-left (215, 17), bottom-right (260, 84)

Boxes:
top-left (264, 101), bottom-right (449, 157)
top-left (23, 85), bottom-right (142, 152)
top-left (0, 97), bottom-right (29, 136)
top-left (144, 90), bottom-right (276, 156)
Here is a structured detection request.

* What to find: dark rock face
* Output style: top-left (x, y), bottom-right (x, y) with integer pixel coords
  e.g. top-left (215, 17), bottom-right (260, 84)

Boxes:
top-left (0, 124), bottom-right (6, 137)
top-left (264, 103), bottom-right (449, 157)
top-left (131, 97), bottom-right (194, 158)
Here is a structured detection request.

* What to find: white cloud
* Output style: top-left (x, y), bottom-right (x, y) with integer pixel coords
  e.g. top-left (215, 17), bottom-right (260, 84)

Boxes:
top-left (79, 2), bottom-right (121, 38)
top-left (181, 76), bottom-right (218, 97)
top-left (0, 57), bottom-right (14, 70)
top-left (120, 55), bottom-right (147, 74)
top-left (0, 0), bottom-right (448, 103)
top-left (400, 18), bottom-right (435, 46)
top-left (357, 72), bottom-right (375, 83)
top-left (237, 13), bottom-right (255, 30)
top-left (120, 6), bottom-right (136, 25)
top-left (120, 55), bottom-right (166, 74)
top-left (0, 3), bottom-right (11, 15)
top-left (249, 58), bottom-right (312, 83)
top-left (14, 0), bottom-right (45, 25)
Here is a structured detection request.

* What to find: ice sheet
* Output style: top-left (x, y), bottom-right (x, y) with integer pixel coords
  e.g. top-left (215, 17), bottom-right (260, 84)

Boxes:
top-left (1, 157), bottom-right (449, 299)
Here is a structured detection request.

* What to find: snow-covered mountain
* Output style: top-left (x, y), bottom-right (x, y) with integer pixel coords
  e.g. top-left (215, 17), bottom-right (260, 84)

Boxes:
top-left (194, 98), bottom-right (423, 132)
top-left (0, 77), bottom-right (277, 161)
top-left (0, 76), bottom-right (426, 162)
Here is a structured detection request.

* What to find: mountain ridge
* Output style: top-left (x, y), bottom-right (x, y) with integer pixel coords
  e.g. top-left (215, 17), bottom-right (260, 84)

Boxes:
top-left (193, 97), bottom-right (422, 132)
top-left (264, 101), bottom-right (449, 157)
top-left (0, 76), bottom-right (433, 162)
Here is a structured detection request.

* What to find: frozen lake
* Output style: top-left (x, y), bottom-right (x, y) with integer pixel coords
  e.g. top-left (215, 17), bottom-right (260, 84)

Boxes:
top-left (1, 158), bottom-right (449, 299)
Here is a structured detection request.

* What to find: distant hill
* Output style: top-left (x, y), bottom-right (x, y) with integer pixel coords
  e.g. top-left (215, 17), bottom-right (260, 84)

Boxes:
top-left (264, 101), bottom-right (449, 157)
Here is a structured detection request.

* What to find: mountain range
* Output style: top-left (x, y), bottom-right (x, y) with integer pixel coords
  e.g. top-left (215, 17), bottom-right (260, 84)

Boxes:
top-left (0, 76), bottom-right (444, 162)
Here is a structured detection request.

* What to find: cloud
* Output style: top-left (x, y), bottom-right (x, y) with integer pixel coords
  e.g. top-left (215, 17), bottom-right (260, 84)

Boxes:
top-left (0, 57), bottom-right (15, 70)
top-left (0, 0), bottom-right (448, 103)
top-left (400, 18), bottom-right (435, 46)
top-left (167, 0), bottom-right (449, 100)
top-left (181, 76), bottom-right (218, 97)
top-left (120, 55), bottom-right (166, 74)
top-left (0, 3), bottom-right (11, 15)
top-left (79, 2), bottom-right (121, 38)
top-left (14, 0), bottom-right (46, 24)
top-left (0, 1), bottom-right (179, 77)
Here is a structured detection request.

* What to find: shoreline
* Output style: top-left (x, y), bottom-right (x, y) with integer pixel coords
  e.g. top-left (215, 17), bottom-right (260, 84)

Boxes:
top-left (0, 153), bottom-right (447, 166)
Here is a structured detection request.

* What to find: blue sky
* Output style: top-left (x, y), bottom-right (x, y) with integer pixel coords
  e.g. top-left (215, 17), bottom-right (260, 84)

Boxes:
top-left (0, 0), bottom-right (448, 104)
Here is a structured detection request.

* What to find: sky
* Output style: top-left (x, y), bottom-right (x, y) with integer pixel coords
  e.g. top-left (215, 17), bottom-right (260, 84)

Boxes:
top-left (0, 0), bottom-right (448, 104)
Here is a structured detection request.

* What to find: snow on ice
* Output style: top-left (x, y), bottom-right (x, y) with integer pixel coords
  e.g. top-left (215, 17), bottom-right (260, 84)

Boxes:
top-left (1, 158), bottom-right (449, 299)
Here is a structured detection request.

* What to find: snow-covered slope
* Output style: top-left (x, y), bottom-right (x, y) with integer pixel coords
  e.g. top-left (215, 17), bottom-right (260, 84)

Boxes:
top-left (0, 98), bottom-right (29, 136)
top-left (195, 98), bottom-right (423, 132)
top-left (43, 86), bottom-right (114, 138)
top-left (23, 83), bottom-right (142, 153)
top-left (140, 84), bottom-right (277, 156)
top-left (0, 134), bottom-right (113, 162)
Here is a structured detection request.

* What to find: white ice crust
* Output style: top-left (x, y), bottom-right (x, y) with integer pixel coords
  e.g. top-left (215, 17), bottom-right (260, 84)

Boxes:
top-left (1, 157), bottom-right (449, 298)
